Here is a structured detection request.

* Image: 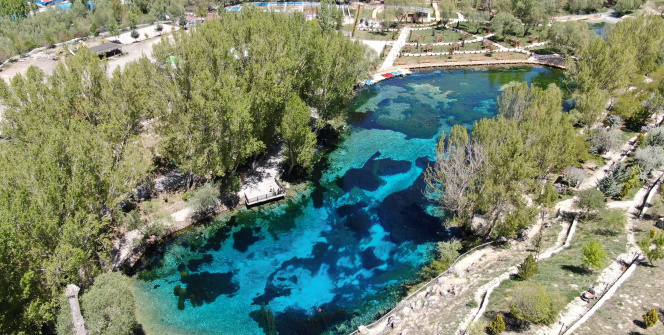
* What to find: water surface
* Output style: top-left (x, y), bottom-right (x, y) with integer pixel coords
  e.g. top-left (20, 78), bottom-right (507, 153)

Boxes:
top-left (133, 66), bottom-right (563, 335)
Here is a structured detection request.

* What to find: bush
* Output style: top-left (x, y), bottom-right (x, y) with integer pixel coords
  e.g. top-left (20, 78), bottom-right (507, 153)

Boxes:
top-left (589, 128), bottom-right (622, 155)
top-left (130, 29), bottom-right (139, 39)
top-left (189, 182), bottom-right (220, 214)
top-left (517, 254), bottom-right (539, 280)
top-left (58, 273), bottom-right (139, 335)
top-left (488, 314), bottom-right (506, 334)
top-left (509, 282), bottom-right (560, 325)
top-left (156, 23), bottom-right (164, 32)
top-left (598, 209), bottom-right (626, 235)
top-left (583, 240), bottom-right (607, 271)
top-left (575, 189), bottom-right (605, 218)
top-left (643, 308), bottom-right (659, 328)
top-left (647, 126), bottom-right (664, 147)
top-left (598, 175), bottom-right (622, 198)
top-left (563, 167), bottom-right (586, 187)
top-left (634, 145), bottom-right (664, 173)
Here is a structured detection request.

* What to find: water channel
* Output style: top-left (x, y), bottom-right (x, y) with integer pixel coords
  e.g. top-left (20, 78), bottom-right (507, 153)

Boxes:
top-left (132, 66), bottom-right (564, 335)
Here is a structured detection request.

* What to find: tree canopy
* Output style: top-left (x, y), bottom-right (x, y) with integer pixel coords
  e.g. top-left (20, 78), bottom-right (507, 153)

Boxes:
top-left (426, 83), bottom-right (582, 239)
top-left (0, 10), bottom-right (372, 332)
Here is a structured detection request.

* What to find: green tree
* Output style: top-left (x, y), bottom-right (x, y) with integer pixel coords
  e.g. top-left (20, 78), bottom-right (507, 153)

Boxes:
top-left (598, 209), bottom-right (626, 235)
top-left (511, 0), bottom-right (545, 34)
top-left (488, 313), bottom-right (506, 334)
top-left (509, 282), bottom-right (559, 324)
top-left (189, 182), bottom-right (220, 215)
top-left (546, 21), bottom-right (591, 55)
top-left (566, 38), bottom-right (636, 94)
top-left (108, 19), bottom-right (120, 40)
top-left (490, 12), bottom-right (523, 38)
top-left (615, 0), bottom-right (642, 15)
top-left (575, 189), bottom-right (605, 218)
top-left (517, 254), bottom-right (539, 280)
top-left (570, 87), bottom-right (608, 129)
top-left (583, 240), bottom-right (607, 271)
top-left (81, 273), bottom-right (138, 335)
top-left (467, 11), bottom-right (489, 33)
top-left (0, 0), bottom-right (31, 18)
top-left (0, 50), bottom-right (151, 333)
top-left (281, 94), bottom-right (317, 175)
top-left (317, 0), bottom-right (342, 33)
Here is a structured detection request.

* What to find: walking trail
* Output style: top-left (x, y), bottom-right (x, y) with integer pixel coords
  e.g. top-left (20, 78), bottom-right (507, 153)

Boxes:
top-left (357, 114), bottom-right (661, 334)
top-left (380, 27), bottom-right (411, 70)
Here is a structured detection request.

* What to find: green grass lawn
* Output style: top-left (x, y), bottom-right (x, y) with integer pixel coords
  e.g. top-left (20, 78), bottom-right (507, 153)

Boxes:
top-left (488, 27), bottom-right (546, 46)
top-left (409, 27), bottom-right (463, 43)
top-left (455, 21), bottom-right (490, 36)
top-left (352, 29), bottom-right (398, 41)
top-left (484, 215), bottom-right (628, 324)
top-left (404, 42), bottom-right (488, 54)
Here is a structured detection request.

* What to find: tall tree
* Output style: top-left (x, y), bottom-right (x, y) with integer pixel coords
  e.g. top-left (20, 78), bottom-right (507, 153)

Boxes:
top-left (281, 94), bottom-right (316, 175)
top-left (317, 0), bottom-right (342, 33)
top-left (0, 0), bottom-right (31, 19)
top-left (0, 50), bottom-right (150, 333)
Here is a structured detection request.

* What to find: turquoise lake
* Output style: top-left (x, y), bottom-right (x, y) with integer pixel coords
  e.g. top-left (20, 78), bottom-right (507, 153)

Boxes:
top-left (132, 66), bottom-right (564, 335)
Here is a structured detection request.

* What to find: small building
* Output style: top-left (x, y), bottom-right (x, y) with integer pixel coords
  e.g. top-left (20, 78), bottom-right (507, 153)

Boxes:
top-left (88, 43), bottom-right (122, 59)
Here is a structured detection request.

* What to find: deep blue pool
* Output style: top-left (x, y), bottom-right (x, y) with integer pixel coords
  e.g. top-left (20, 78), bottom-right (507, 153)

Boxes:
top-left (132, 66), bottom-right (564, 335)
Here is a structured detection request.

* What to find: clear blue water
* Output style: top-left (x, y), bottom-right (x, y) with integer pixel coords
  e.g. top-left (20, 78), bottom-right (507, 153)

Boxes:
top-left (132, 66), bottom-right (563, 335)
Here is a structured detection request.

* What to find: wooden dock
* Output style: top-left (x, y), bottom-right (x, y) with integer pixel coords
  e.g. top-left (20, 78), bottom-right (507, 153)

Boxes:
top-left (245, 191), bottom-right (285, 206)
top-left (244, 178), bottom-right (286, 207)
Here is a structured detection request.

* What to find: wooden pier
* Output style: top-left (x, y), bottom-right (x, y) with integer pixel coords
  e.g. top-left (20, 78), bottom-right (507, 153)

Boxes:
top-left (244, 178), bottom-right (286, 207)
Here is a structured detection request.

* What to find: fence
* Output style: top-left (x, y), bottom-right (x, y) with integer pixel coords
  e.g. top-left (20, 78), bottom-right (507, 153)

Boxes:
top-left (244, 178), bottom-right (285, 205)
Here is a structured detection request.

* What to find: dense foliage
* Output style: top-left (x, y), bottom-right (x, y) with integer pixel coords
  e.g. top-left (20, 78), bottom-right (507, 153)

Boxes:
top-left (582, 240), bottom-right (607, 271)
top-left (517, 254), bottom-right (539, 280)
top-left (425, 83), bottom-right (582, 239)
top-left (152, 11), bottom-right (372, 179)
top-left (56, 273), bottom-right (138, 335)
top-left (0, 10), bottom-right (371, 332)
top-left (508, 282), bottom-right (561, 325)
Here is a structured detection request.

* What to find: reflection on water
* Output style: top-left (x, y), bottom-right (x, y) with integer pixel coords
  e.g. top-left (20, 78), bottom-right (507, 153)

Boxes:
top-left (132, 66), bottom-right (563, 335)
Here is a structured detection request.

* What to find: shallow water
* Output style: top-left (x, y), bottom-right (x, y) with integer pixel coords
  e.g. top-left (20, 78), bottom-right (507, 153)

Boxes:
top-left (132, 66), bottom-right (563, 335)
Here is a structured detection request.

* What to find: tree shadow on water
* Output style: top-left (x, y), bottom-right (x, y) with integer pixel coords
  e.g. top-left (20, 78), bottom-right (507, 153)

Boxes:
top-left (560, 264), bottom-right (590, 275)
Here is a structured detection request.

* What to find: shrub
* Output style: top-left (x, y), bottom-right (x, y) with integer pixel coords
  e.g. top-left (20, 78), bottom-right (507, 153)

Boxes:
top-left (583, 240), bottom-right (607, 271)
top-left (517, 254), bottom-right (539, 280)
top-left (130, 29), bottom-right (139, 39)
top-left (605, 115), bottom-right (622, 128)
top-left (509, 282), bottom-right (560, 324)
top-left (156, 23), bottom-right (164, 32)
top-left (82, 273), bottom-right (138, 335)
top-left (598, 209), bottom-right (626, 235)
top-left (598, 175), bottom-right (622, 198)
top-left (575, 189), bottom-right (605, 218)
top-left (189, 182), bottom-right (220, 214)
top-left (634, 145), bottom-right (664, 173)
top-left (643, 308), bottom-right (659, 328)
top-left (638, 229), bottom-right (664, 266)
top-left (488, 314), bottom-right (506, 334)
top-left (563, 167), bottom-right (586, 187)
top-left (589, 128), bottom-right (622, 155)
top-left (494, 205), bottom-right (537, 239)
top-left (647, 127), bottom-right (664, 147)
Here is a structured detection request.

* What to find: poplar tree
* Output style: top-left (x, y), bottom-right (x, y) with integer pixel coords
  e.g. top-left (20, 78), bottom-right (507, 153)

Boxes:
top-left (281, 94), bottom-right (316, 175)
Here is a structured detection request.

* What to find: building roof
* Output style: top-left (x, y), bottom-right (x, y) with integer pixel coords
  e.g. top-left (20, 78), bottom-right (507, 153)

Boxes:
top-left (88, 43), bottom-right (121, 55)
